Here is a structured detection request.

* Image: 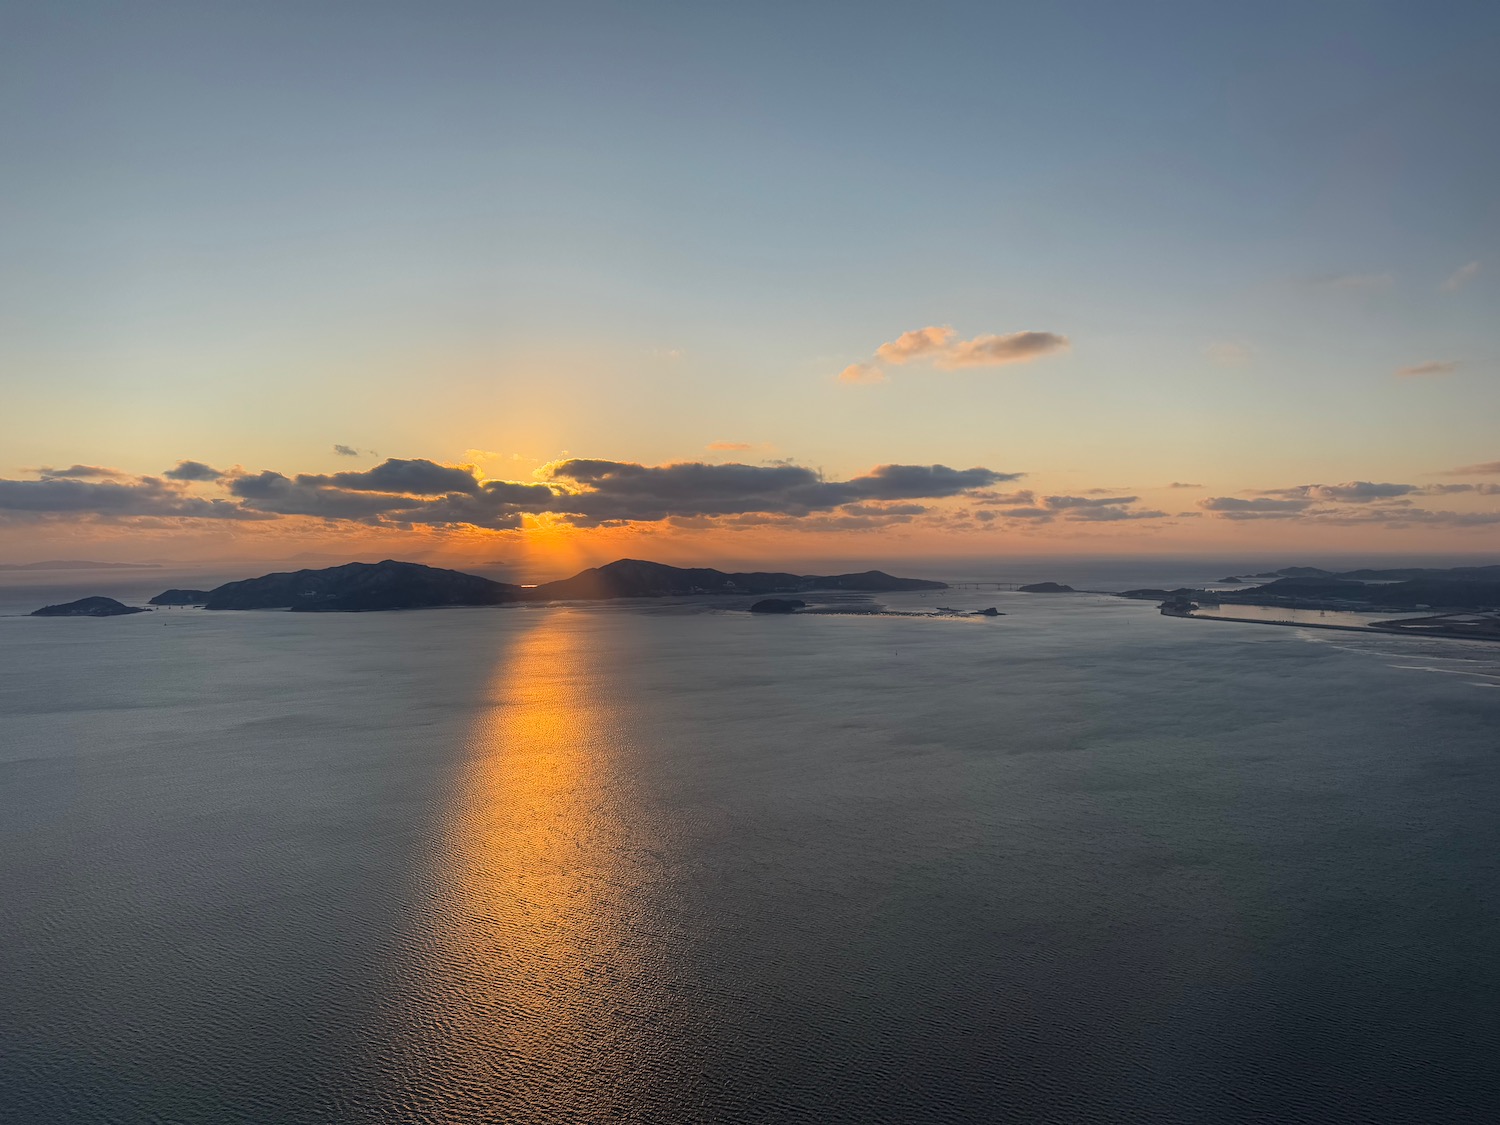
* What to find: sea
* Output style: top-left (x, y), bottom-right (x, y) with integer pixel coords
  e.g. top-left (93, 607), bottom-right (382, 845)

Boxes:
top-left (3, 560), bottom-right (1500, 1123)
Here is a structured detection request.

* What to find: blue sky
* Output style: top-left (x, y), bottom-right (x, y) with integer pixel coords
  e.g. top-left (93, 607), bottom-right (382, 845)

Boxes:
top-left (2, 1), bottom-right (1497, 560)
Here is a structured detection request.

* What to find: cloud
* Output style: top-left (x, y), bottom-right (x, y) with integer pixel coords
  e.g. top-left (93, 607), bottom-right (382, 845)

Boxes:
top-left (303, 458), bottom-right (483, 496)
top-left (163, 460), bottom-right (225, 482)
top-left (838, 362), bottom-right (886, 384)
top-left (969, 489), bottom-right (1034, 504)
top-left (938, 331), bottom-right (1070, 369)
top-left (539, 459), bottom-right (1017, 524)
top-left (31, 464), bottom-right (128, 481)
top-left (1444, 461), bottom-right (1500, 476)
top-left (8, 449), bottom-right (1239, 537)
top-left (1043, 495), bottom-right (1137, 509)
top-left (1168, 482), bottom-right (1203, 489)
top-left (1064, 506), bottom-right (1169, 522)
top-left (1441, 261), bottom-right (1480, 292)
top-left (843, 325), bottom-right (1069, 384)
top-left (1205, 342), bottom-right (1251, 366)
top-left (1395, 360), bottom-right (1459, 378)
top-left (1251, 481), bottom-right (1423, 503)
top-left (333, 444), bottom-right (361, 457)
top-left (1313, 271), bottom-right (1394, 291)
top-left (1304, 481), bottom-right (1415, 503)
top-left (225, 461), bottom-right (557, 529)
top-left (0, 475), bottom-right (265, 520)
top-left (876, 326), bottom-right (955, 364)
top-left (1199, 496), bottom-right (1312, 517)
top-left (1000, 506), bottom-right (1055, 520)
top-left (840, 502), bottom-right (929, 517)
top-left (707, 441), bottom-right (754, 452)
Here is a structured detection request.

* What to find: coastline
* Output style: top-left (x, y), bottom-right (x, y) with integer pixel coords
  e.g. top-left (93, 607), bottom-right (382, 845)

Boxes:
top-left (1168, 610), bottom-right (1500, 644)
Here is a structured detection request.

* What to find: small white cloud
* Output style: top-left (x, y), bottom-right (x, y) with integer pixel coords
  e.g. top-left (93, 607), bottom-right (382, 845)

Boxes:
top-left (875, 326), bottom-right (954, 364)
top-left (838, 362), bottom-right (887, 384)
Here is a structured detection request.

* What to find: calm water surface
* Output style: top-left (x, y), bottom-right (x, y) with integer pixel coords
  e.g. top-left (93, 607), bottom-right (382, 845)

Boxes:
top-left (3, 582), bottom-right (1500, 1122)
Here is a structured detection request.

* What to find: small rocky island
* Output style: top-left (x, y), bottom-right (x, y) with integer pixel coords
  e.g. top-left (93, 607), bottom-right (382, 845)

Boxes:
top-left (1018, 582), bottom-right (1076, 593)
top-left (749, 598), bottom-right (807, 614)
top-left (31, 596), bottom-right (149, 618)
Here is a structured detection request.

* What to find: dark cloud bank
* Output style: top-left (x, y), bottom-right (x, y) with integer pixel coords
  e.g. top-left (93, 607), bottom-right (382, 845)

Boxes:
top-left (0, 457), bottom-right (1026, 532)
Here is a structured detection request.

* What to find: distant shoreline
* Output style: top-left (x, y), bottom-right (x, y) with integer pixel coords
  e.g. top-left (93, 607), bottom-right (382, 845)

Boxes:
top-left (1170, 610), bottom-right (1500, 644)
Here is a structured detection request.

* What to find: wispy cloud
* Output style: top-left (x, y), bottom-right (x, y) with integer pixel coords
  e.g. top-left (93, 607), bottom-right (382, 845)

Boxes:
top-left (838, 362), bottom-right (886, 384)
top-left (1444, 461), bottom-right (1500, 476)
top-left (707, 441), bottom-right (754, 452)
top-left (31, 464), bottom-right (129, 481)
top-left (1441, 261), bottom-right (1480, 293)
top-left (939, 331), bottom-right (1070, 369)
top-left (1168, 482), bottom-right (1203, 489)
top-left (842, 324), bottom-right (1069, 384)
top-left (1199, 496), bottom-right (1312, 518)
top-left (1395, 360), bottom-right (1459, 378)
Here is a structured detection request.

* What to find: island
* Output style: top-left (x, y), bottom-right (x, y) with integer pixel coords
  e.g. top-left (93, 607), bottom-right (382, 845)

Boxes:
top-left (974, 607), bottom-right (1003, 616)
top-left (749, 598), bottom-right (806, 614)
top-left (202, 560), bottom-right (519, 612)
top-left (30, 596), bottom-right (149, 618)
top-left (529, 559), bottom-right (946, 600)
top-left (90, 557), bottom-right (952, 615)
top-left (1018, 582), bottom-right (1076, 593)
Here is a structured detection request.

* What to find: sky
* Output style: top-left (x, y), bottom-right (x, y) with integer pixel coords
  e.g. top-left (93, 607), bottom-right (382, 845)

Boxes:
top-left (2, 1), bottom-right (1498, 571)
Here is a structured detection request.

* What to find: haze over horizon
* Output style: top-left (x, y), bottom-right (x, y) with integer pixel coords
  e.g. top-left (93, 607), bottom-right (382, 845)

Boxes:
top-left (4, 2), bottom-right (1498, 568)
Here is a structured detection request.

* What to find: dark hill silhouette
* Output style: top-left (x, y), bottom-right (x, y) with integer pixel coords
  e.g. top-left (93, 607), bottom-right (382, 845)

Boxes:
top-left (202, 560), bottom-right (520, 612)
top-left (32, 596), bottom-right (148, 617)
top-left (159, 558), bottom-right (945, 613)
top-left (529, 558), bottom-right (945, 600)
top-left (149, 589), bottom-right (214, 605)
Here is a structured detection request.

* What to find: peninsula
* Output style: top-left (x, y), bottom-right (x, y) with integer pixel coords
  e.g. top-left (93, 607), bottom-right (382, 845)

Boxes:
top-left (1124, 564), bottom-right (1500, 643)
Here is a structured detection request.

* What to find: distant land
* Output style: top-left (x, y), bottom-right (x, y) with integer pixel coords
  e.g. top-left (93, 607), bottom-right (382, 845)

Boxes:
top-left (0, 560), bottom-right (162, 571)
top-left (1124, 563), bottom-right (1500, 642)
top-left (148, 589), bottom-right (215, 606)
top-left (31, 596), bottom-right (149, 618)
top-left (112, 558), bottom-right (951, 614)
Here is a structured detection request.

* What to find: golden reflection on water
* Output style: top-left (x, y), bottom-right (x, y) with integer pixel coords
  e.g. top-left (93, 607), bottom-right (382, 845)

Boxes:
top-left (401, 609), bottom-right (667, 1120)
